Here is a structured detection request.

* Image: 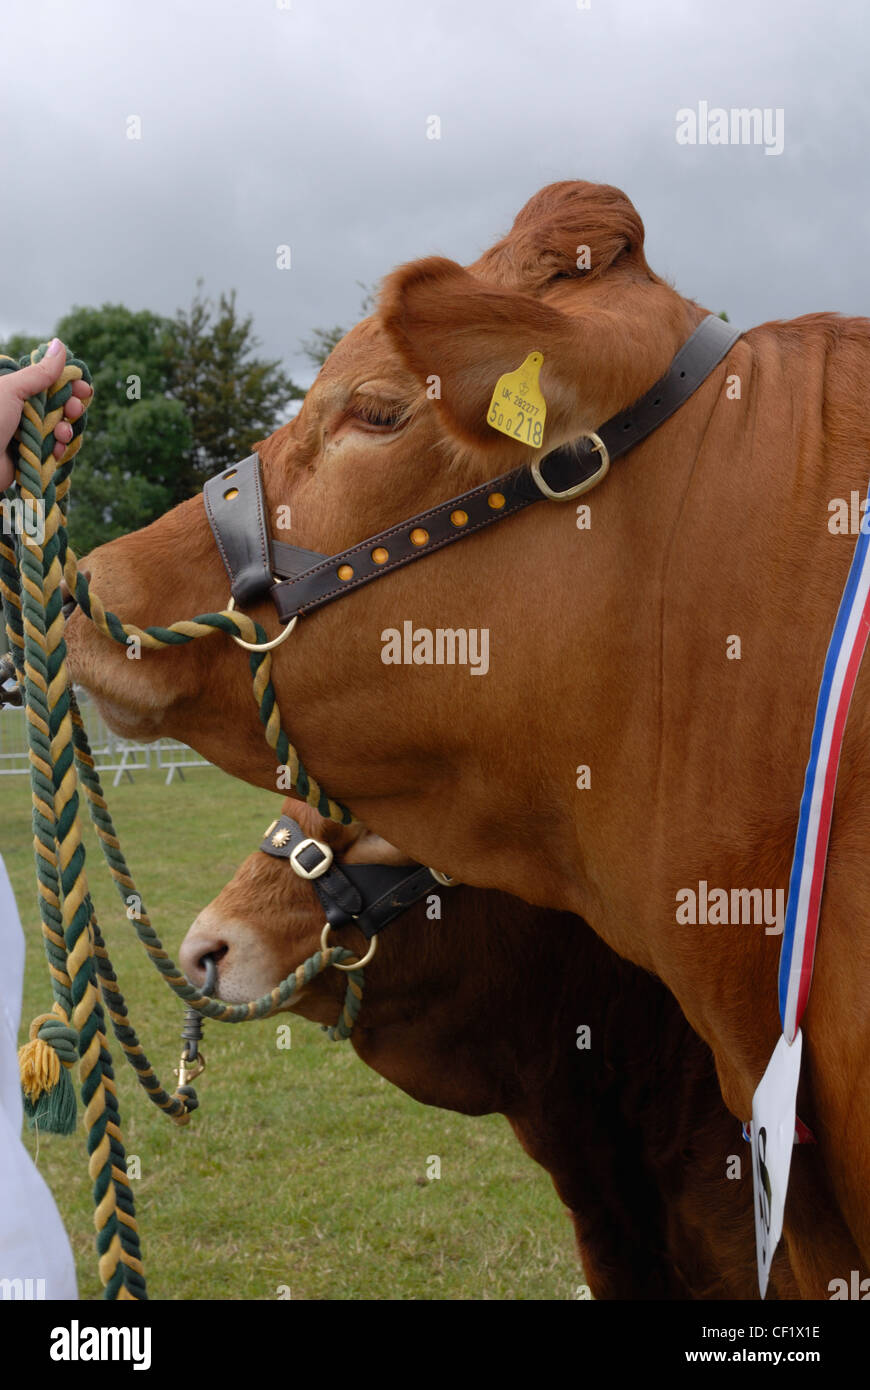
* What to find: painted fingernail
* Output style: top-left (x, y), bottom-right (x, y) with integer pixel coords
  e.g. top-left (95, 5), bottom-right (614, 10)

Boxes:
top-left (45, 338), bottom-right (63, 357)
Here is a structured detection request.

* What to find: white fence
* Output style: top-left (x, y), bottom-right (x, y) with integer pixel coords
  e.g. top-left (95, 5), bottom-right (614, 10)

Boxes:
top-left (0, 688), bottom-right (210, 786)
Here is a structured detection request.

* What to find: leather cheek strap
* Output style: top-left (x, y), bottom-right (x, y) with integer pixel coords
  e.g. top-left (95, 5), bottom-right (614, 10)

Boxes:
top-left (271, 464), bottom-right (542, 621)
top-left (203, 454), bottom-right (272, 605)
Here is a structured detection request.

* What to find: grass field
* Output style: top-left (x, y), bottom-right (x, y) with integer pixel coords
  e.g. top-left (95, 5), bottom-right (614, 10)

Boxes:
top-left (4, 764), bottom-right (578, 1301)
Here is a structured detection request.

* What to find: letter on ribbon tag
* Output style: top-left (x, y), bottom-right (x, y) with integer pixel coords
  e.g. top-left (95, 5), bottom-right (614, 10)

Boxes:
top-left (750, 1029), bottom-right (802, 1297)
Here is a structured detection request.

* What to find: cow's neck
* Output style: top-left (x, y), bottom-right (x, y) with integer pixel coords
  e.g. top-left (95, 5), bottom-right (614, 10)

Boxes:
top-left (270, 317), bottom-right (870, 1118)
top-left (569, 316), bottom-right (870, 1109)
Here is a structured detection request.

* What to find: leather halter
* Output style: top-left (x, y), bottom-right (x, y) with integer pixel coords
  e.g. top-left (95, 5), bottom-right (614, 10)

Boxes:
top-left (203, 314), bottom-right (742, 617)
top-left (259, 814), bottom-right (445, 941)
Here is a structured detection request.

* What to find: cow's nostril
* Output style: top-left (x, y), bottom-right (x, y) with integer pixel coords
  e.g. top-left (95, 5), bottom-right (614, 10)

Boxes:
top-left (201, 945), bottom-right (228, 973)
top-left (179, 935), bottom-right (228, 983)
top-left (199, 949), bottom-right (225, 997)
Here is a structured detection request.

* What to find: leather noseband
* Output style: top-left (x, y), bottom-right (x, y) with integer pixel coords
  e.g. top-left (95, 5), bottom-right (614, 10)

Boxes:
top-left (259, 814), bottom-right (446, 941)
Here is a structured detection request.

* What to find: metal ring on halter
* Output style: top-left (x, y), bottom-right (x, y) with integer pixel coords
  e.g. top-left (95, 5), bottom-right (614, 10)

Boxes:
top-left (531, 432), bottom-right (611, 501)
top-left (320, 921), bottom-right (378, 970)
top-left (225, 591), bottom-right (298, 652)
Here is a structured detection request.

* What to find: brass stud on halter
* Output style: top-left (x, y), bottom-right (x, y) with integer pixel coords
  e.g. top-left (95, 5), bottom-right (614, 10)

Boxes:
top-left (321, 921), bottom-right (379, 970)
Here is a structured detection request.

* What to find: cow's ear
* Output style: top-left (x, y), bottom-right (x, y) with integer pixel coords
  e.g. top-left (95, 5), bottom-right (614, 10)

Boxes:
top-left (378, 257), bottom-right (598, 451)
top-left (378, 256), bottom-right (680, 453)
top-left (469, 180), bottom-right (652, 295)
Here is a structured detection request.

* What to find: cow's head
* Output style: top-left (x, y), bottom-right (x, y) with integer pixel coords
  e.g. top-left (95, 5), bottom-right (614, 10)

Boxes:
top-left (179, 798), bottom-right (408, 1019)
top-left (179, 797), bottom-right (571, 1114)
top-left (66, 180), bottom-right (711, 925)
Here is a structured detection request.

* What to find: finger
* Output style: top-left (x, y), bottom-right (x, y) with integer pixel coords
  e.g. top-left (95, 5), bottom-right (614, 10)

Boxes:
top-left (53, 420), bottom-right (74, 459)
top-left (7, 340), bottom-right (66, 400)
top-left (63, 397), bottom-right (84, 422)
top-left (70, 380), bottom-right (93, 400)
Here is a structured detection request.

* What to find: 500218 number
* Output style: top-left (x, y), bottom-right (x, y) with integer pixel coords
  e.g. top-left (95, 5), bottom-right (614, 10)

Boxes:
top-left (488, 402), bottom-right (543, 447)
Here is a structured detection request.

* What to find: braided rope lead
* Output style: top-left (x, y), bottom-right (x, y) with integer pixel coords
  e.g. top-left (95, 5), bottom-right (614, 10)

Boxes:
top-left (0, 345), bottom-right (364, 1301)
top-left (3, 343), bottom-right (138, 1298)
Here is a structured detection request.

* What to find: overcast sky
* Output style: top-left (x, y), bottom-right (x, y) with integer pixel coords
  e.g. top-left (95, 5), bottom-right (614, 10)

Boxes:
top-left (1, 0), bottom-right (867, 397)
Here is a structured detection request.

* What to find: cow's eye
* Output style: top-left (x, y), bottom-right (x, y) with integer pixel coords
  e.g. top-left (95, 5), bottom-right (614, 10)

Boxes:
top-left (350, 399), bottom-right (408, 432)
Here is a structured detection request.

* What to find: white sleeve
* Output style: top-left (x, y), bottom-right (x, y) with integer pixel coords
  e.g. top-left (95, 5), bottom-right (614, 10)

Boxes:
top-left (0, 853), bottom-right (78, 1300)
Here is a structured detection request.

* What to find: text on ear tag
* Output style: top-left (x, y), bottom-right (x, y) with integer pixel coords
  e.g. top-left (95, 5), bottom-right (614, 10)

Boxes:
top-left (486, 351), bottom-right (547, 448)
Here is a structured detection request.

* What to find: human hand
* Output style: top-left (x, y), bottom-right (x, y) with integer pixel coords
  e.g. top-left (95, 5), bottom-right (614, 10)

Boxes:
top-left (0, 338), bottom-right (93, 490)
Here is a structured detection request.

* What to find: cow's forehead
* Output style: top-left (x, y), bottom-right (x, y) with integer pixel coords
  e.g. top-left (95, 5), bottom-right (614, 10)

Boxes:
top-left (310, 315), bottom-right (417, 401)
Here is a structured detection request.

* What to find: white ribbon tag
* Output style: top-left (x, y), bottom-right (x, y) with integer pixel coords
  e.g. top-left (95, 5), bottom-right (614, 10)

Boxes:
top-left (750, 1029), bottom-right (802, 1298)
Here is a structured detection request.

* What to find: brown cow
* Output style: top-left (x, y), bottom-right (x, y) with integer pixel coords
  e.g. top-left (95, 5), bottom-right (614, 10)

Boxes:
top-left (65, 181), bottom-right (870, 1293)
top-left (179, 800), bottom-right (798, 1300)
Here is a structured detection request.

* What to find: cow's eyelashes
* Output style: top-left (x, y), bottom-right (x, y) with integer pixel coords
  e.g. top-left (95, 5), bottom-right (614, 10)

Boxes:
top-left (348, 399), bottom-right (409, 432)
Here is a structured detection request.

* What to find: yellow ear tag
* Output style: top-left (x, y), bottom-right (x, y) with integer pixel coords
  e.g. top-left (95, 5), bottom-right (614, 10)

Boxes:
top-left (485, 351), bottom-right (547, 449)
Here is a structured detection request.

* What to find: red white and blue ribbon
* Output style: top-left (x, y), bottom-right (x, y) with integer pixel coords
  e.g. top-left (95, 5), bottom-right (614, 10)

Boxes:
top-left (778, 489), bottom-right (870, 1043)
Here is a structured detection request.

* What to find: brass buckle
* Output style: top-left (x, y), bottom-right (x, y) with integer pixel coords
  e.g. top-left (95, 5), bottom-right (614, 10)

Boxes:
top-left (531, 432), bottom-right (610, 500)
top-left (290, 838), bottom-right (334, 879)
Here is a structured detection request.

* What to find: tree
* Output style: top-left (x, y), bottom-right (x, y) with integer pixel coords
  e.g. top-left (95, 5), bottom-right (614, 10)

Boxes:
top-left (1, 289), bottom-right (305, 552)
top-left (166, 282), bottom-right (303, 502)
top-left (2, 305), bottom-right (187, 555)
top-left (1, 331), bottom-right (51, 364)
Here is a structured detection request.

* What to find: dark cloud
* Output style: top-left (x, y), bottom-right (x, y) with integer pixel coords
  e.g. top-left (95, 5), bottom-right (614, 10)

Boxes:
top-left (1, 0), bottom-right (867, 395)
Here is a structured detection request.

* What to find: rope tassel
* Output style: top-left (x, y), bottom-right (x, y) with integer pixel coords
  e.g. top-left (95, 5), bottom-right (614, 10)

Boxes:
top-left (19, 1009), bottom-right (80, 1133)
